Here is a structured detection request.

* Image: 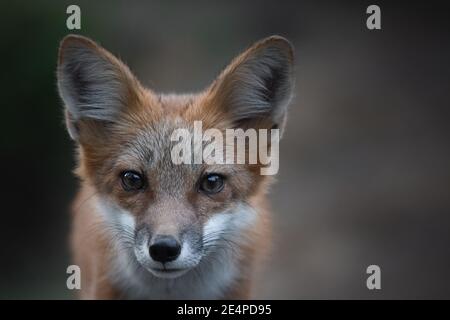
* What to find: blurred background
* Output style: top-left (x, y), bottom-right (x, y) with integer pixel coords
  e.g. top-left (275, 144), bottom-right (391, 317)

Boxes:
top-left (0, 0), bottom-right (449, 299)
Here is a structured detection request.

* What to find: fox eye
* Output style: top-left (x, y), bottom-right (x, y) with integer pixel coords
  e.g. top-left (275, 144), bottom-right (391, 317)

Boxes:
top-left (121, 171), bottom-right (146, 191)
top-left (199, 174), bottom-right (224, 195)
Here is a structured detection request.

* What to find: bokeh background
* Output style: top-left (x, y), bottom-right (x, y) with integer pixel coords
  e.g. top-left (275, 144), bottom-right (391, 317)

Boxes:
top-left (0, 0), bottom-right (449, 299)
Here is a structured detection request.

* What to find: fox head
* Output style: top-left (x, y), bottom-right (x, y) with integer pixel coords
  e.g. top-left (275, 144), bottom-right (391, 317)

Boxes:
top-left (57, 35), bottom-right (294, 280)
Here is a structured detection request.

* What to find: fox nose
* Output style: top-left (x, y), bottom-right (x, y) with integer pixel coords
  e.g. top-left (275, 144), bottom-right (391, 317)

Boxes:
top-left (149, 235), bottom-right (181, 263)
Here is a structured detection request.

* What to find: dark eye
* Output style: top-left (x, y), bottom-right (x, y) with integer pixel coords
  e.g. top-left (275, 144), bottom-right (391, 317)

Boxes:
top-left (121, 171), bottom-right (146, 191)
top-left (199, 174), bottom-right (224, 195)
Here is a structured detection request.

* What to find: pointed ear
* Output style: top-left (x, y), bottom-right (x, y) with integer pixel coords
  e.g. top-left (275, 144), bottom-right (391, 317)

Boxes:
top-left (57, 35), bottom-right (143, 140)
top-left (206, 36), bottom-right (294, 133)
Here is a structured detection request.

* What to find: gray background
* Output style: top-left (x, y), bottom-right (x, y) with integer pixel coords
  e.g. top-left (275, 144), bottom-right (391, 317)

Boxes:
top-left (0, 0), bottom-right (449, 299)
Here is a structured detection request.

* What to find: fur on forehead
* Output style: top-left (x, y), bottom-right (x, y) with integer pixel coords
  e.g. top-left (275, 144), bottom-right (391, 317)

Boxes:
top-left (60, 35), bottom-right (294, 186)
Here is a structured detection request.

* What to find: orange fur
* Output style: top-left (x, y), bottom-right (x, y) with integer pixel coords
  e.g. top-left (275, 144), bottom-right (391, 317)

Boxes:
top-left (58, 34), bottom-right (294, 299)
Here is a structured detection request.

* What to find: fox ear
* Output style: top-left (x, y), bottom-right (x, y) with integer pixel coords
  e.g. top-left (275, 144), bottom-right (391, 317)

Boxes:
top-left (57, 35), bottom-right (142, 140)
top-left (206, 36), bottom-right (294, 133)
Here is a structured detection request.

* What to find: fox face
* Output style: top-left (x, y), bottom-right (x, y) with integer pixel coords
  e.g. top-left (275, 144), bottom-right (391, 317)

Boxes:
top-left (57, 35), bottom-right (294, 296)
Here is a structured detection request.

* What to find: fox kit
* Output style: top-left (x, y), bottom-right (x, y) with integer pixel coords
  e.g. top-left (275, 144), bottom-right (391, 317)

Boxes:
top-left (57, 34), bottom-right (294, 299)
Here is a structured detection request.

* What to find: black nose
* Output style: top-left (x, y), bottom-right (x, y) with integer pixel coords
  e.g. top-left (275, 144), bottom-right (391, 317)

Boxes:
top-left (149, 235), bottom-right (181, 263)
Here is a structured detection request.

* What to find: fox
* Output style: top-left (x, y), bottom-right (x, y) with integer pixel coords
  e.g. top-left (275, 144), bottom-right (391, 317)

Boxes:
top-left (56, 34), bottom-right (294, 299)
